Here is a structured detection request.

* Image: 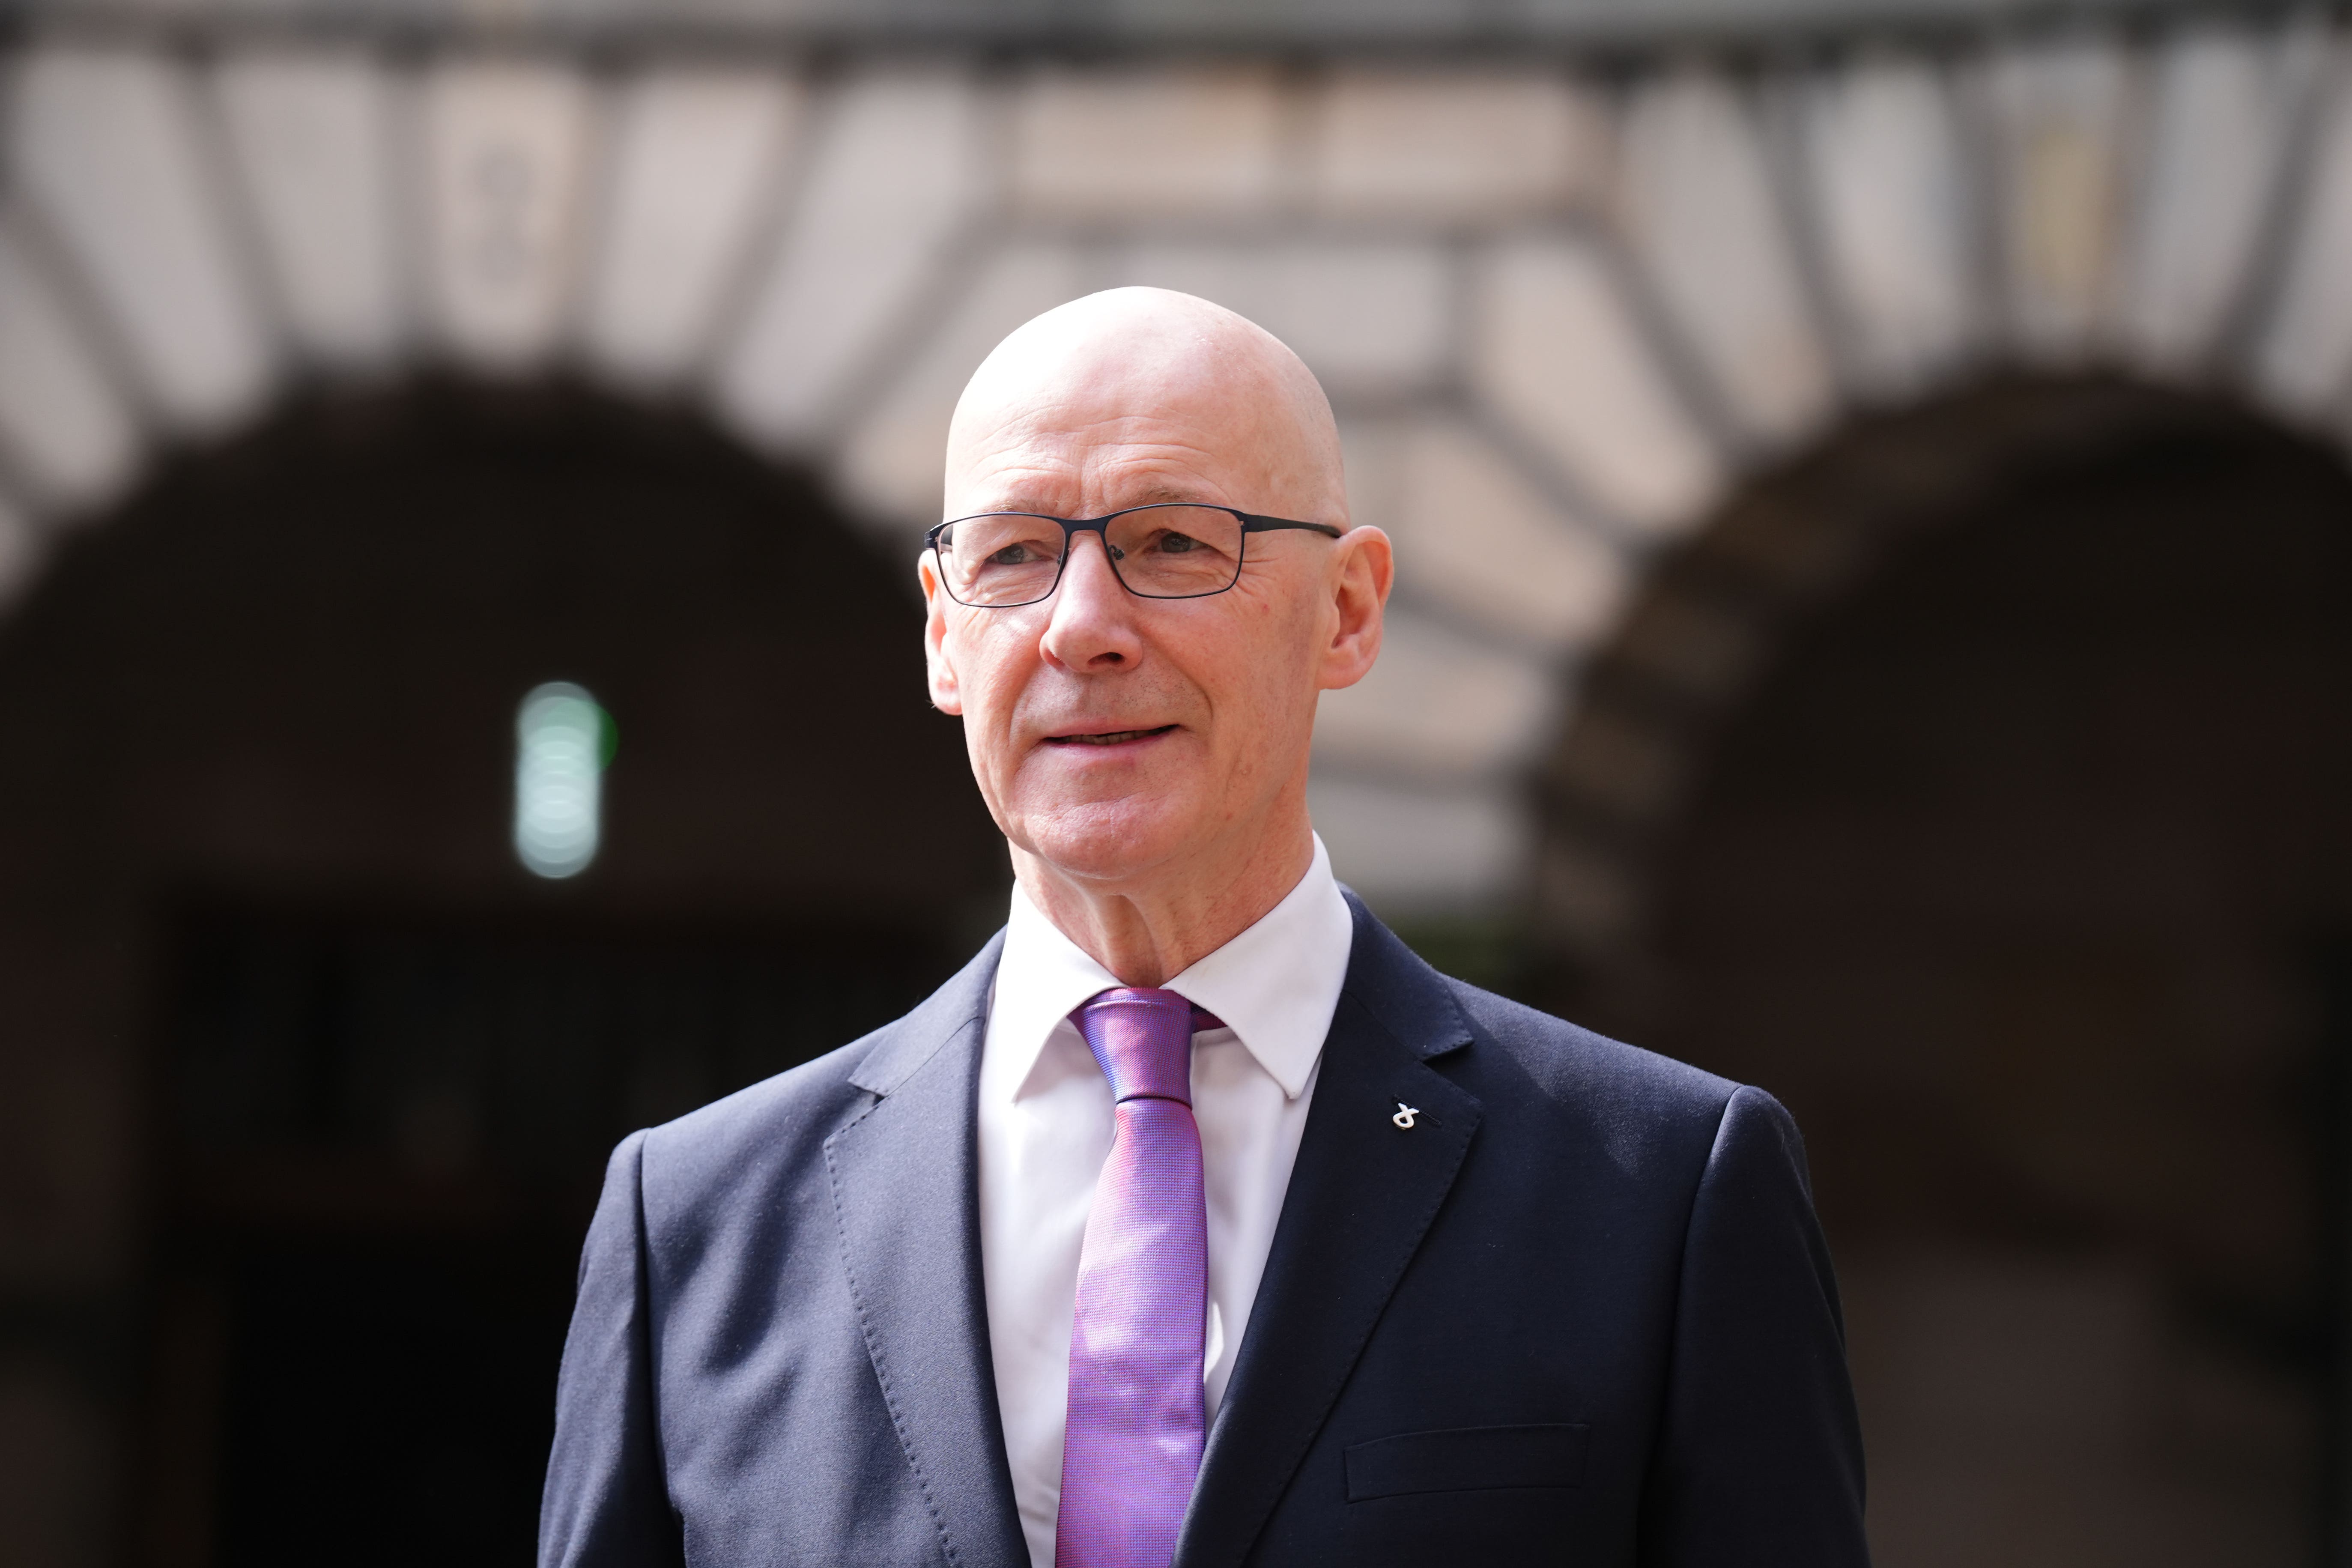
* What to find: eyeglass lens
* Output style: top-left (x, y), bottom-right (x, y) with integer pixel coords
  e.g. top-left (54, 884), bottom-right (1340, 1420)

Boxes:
top-left (935, 506), bottom-right (1246, 606)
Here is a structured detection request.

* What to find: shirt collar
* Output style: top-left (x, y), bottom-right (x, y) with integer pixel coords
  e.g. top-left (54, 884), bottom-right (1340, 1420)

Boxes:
top-left (988, 833), bottom-right (1354, 1103)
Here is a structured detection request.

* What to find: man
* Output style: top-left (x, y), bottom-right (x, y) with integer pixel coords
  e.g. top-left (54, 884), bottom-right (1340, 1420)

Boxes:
top-left (540, 289), bottom-right (1868, 1566)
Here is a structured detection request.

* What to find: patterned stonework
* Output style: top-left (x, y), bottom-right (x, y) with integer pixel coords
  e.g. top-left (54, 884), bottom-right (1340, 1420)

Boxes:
top-left (1, 24), bottom-right (2347, 911)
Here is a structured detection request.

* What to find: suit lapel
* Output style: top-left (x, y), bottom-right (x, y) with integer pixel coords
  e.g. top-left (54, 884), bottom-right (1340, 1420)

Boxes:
top-left (1175, 900), bottom-right (1483, 1568)
top-left (824, 934), bottom-right (1029, 1568)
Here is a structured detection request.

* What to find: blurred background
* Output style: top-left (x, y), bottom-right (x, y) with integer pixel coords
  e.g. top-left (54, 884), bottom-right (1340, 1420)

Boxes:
top-left (0, 0), bottom-right (2346, 1562)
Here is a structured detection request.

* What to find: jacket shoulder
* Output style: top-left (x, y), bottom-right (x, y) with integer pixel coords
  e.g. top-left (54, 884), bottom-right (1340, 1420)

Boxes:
top-left (1343, 894), bottom-right (1739, 1131)
top-left (1448, 980), bottom-right (1735, 1104)
top-left (629, 930), bottom-right (1004, 1219)
top-left (628, 1030), bottom-right (881, 1225)
top-left (650, 1028), bottom-right (877, 1162)
top-left (1439, 975), bottom-right (1752, 1169)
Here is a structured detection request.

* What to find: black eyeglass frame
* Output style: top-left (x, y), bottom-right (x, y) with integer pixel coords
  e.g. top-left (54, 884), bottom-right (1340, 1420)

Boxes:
top-left (923, 504), bottom-right (1344, 608)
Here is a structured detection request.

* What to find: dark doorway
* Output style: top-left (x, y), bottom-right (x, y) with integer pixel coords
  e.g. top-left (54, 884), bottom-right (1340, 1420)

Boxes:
top-left (1543, 381), bottom-right (2352, 1565)
top-left (0, 382), bottom-right (1004, 1565)
top-left (154, 905), bottom-right (955, 1567)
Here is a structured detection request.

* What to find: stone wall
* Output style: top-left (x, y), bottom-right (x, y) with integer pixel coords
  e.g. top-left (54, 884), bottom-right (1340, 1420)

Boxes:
top-left (6, 24), bottom-right (2351, 918)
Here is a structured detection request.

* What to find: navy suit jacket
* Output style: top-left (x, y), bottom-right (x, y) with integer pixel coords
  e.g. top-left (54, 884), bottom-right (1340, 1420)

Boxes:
top-left (540, 896), bottom-right (1869, 1566)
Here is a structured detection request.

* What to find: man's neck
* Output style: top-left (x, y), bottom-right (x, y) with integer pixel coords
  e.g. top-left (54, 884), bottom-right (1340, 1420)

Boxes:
top-left (1011, 819), bottom-right (1317, 989)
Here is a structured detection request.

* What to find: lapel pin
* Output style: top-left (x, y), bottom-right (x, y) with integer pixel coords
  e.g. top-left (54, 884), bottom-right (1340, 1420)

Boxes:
top-left (1391, 1102), bottom-right (1419, 1130)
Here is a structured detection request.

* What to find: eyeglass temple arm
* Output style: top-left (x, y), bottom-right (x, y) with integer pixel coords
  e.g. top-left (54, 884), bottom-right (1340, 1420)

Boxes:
top-left (1236, 513), bottom-right (1344, 539)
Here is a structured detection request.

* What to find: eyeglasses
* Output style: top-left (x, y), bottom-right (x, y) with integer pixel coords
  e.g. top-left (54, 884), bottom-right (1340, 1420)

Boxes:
top-left (924, 504), bottom-right (1343, 609)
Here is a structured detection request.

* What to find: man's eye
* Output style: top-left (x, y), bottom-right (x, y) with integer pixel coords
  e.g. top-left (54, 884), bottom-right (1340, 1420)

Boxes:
top-left (1156, 532), bottom-right (1200, 554)
top-left (986, 544), bottom-right (1039, 566)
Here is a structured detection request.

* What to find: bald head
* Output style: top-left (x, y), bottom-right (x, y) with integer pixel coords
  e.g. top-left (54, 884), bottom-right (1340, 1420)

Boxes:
top-left (943, 287), bottom-right (1347, 527)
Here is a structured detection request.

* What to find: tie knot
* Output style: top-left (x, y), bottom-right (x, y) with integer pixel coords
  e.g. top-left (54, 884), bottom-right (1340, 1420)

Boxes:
top-left (1071, 987), bottom-right (1216, 1105)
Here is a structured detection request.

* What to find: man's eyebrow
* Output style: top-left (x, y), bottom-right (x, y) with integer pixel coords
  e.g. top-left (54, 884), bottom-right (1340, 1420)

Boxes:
top-left (1125, 485), bottom-right (1218, 507)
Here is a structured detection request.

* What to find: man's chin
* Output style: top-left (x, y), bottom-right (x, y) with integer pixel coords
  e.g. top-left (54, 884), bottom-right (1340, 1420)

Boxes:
top-left (1010, 797), bottom-right (1197, 885)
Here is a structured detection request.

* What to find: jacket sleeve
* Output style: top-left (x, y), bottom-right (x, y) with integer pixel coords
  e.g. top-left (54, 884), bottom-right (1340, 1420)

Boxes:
top-left (1637, 1085), bottom-right (1871, 1565)
top-left (540, 1129), bottom-right (686, 1568)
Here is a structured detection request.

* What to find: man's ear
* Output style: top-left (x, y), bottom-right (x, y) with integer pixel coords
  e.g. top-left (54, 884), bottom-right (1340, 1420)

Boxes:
top-left (1316, 525), bottom-right (1392, 693)
top-left (919, 553), bottom-right (964, 715)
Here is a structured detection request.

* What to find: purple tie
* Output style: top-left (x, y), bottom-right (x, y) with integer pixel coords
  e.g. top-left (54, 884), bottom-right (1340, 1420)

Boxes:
top-left (1056, 988), bottom-right (1218, 1568)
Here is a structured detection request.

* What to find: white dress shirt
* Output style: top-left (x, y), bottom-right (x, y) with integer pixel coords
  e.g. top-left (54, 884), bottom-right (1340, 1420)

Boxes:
top-left (979, 834), bottom-right (1354, 1568)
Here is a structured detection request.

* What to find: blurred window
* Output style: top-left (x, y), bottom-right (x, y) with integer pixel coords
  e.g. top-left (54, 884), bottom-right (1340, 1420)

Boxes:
top-left (514, 682), bottom-right (609, 879)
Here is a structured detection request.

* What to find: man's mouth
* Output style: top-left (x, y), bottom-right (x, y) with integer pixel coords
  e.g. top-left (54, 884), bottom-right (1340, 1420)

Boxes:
top-left (1044, 725), bottom-right (1178, 747)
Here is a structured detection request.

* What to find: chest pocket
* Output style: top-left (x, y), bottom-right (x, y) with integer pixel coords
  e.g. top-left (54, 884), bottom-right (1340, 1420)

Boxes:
top-left (1343, 1422), bottom-right (1591, 1502)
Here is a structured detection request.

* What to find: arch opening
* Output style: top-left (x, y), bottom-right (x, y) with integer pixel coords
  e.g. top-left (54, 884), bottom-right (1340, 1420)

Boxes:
top-left (0, 378), bottom-right (1006, 1560)
top-left (1538, 375), bottom-right (2352, 1562)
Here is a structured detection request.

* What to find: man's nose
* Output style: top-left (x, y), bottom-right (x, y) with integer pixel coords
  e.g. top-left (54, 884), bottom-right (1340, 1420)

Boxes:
top-left (1040, 532), bottom-right (1143, 672)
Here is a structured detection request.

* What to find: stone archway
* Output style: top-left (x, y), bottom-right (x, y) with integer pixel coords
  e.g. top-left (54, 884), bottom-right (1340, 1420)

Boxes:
top-left (0, 379), bottom-right (1004, 1560)
top-left (1528, 373), bottom-right (2285, 967)
top-left (1537, 373), bottom-right (2352, 1561)
top-left (7, 20), bottom-right (2352, 914)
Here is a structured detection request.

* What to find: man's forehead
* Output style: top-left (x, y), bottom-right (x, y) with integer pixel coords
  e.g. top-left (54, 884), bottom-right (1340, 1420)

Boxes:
top-left (952, 440), bottom-right (1249, 513)
top-left (972, 372), bottom-right (1266, 441)
top-left (956, 376), bottom-right (1271, 455)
